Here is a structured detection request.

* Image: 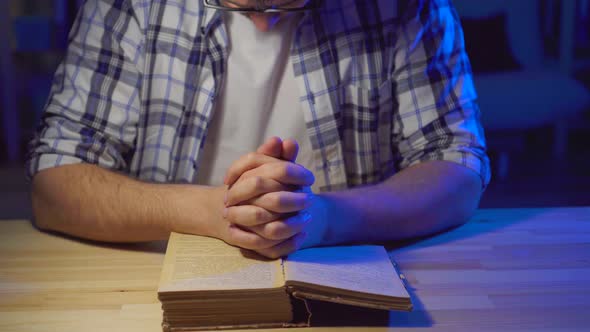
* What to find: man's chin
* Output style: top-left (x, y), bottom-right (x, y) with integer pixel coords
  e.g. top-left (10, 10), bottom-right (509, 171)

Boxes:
top-left (247, 12), bottom-right (289, 31)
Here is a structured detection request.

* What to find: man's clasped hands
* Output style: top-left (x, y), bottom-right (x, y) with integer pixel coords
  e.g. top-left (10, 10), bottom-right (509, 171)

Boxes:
top-left (208, 137), bottom-right (327, 259)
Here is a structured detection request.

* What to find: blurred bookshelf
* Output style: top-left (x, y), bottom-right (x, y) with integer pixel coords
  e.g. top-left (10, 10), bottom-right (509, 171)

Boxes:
top-left (1, 0), bottom-right (82, 164)
top-left (539, 1), bottom-right (590, 170)
top-left (543, 0), bottom-right (590, 79)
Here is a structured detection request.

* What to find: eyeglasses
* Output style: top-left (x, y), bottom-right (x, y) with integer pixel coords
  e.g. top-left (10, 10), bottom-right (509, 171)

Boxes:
top-left (203, 0), bottom-right (321, 13)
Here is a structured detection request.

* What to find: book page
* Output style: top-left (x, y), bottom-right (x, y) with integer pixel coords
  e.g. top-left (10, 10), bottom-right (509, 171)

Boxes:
top-left (284, 245), bottom-right (409, 299)
top-left (159, 233), bottom-right (284, 292)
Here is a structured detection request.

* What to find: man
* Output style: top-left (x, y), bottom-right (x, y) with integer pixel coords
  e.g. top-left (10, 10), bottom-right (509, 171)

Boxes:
top-left (27, 0), bottom-right (490, 258)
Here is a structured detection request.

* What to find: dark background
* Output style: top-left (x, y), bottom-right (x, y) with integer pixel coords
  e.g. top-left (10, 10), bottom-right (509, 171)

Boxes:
top-left (1, 0), bottom-right (589, 220)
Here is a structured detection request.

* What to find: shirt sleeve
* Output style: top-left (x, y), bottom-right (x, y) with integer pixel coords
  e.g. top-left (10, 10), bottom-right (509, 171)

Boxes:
top-left (391, 0), bottom-right (491, 188)
top-left (26, 0), bottom-right (146, 180)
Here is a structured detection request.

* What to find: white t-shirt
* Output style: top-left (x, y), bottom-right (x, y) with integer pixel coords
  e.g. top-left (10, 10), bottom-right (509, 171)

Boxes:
top-left (196, 12), bottom-right (315, 189)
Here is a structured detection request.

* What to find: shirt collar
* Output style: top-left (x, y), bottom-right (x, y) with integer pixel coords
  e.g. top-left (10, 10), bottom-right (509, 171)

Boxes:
top-left (200, 6), bottom-right (223, 36)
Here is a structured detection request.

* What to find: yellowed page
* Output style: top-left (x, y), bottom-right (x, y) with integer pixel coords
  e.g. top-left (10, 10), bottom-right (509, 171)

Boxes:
top-left (284, 245), bottom-right (409, 300)
top-left (159, 233), bottom-right (284, 292)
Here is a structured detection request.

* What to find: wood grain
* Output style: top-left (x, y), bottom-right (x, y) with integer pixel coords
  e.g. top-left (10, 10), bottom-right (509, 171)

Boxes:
top-left (1, 207), bottom-right (589, 331)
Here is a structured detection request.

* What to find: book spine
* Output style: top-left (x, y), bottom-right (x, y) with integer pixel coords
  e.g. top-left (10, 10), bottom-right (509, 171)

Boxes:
top-left (289, 288), bottom-right (312, 327)
top-left (290, 290), bottom-right (411, 311)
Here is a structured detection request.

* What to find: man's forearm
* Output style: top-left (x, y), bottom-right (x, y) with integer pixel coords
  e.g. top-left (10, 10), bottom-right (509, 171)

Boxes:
top-left (314, 161), bottom-right (482, 245)
top-left (31, 164), bottom-right (224, 242)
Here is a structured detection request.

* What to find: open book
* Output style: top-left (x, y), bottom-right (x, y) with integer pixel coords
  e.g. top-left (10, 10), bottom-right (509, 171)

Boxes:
top-left (158, 232), bottom-right (412, 331)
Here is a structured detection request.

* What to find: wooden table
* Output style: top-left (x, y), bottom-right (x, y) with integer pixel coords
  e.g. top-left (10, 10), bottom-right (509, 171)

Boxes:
top-left (1, 207), bottom-right (590, 331)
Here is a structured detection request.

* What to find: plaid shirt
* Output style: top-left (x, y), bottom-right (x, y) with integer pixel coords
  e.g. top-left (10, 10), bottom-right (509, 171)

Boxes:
top-left (27, 0), bottom-right (490, 192)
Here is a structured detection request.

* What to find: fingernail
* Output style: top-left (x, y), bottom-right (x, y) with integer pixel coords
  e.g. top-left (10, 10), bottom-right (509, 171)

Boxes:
top-left (222, 207), bottom-right (228, 219)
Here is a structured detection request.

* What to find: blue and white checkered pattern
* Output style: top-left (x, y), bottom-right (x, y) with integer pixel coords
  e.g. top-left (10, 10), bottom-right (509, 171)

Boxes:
top-left (27, 0), bottom-right (490, 192)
